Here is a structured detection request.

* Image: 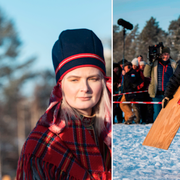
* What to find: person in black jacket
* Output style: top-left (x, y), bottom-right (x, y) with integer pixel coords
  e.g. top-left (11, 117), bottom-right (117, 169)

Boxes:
top-left (113, 63), bottom-right (123, 123)
top-left (162, 62), bottom-right (180, 108)
top-left (120, 62), bottom-right (144, 124)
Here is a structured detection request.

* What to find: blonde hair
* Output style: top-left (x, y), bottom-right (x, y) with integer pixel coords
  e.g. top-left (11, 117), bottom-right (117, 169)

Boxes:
top-left (60, 71), bottom-right (110, 134)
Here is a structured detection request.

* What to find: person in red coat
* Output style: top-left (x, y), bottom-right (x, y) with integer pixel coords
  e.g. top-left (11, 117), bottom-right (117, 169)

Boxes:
top-left (16, 29), bottom-right (111, 180)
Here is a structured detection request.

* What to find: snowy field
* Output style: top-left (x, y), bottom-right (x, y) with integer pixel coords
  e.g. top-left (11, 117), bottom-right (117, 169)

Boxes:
top-left (113, 123), bottom-right (180, 180)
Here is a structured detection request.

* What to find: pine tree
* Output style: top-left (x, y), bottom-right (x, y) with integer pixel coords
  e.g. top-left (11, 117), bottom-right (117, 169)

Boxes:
top-left (124, 24), bottom-right (139, 61)
top-left (113, 25), bottom-right (124, 63)
top-left (138, 17), bottom-right (168, 62)
top-left (168, 16), bottom-right (180, 60)
top-left (113, 24), bottom-right (139, 63)
top-left (0, 7), bottom-right (37, 177)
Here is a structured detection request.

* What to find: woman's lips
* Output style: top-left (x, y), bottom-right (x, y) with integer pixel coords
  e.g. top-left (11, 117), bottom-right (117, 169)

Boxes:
top-left (78, 97), bottom-right (91, 101)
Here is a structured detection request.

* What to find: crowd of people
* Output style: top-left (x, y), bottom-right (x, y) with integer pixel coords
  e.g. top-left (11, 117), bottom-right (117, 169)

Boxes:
top-left (113, 46), bottom-right (177, 125)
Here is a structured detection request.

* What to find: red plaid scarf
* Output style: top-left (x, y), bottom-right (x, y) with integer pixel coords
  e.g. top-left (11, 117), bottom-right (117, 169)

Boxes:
top-left (16, 77), bottom-right (111, 180)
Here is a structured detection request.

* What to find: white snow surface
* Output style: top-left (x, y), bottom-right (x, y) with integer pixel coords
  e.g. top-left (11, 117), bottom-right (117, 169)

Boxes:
top-left (113, 124), bottom-right (180, 180)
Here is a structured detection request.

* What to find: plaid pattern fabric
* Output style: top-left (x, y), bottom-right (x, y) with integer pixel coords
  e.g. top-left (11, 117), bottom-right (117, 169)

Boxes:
top-left (16, 119), bottom-right (111, 180)
top-left (16, 77), bottom-right (111, 180)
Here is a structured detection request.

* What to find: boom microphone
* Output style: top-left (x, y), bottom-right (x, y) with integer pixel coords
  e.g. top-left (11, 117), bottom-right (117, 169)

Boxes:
top-left (117, 18), bottom-right (133, 30)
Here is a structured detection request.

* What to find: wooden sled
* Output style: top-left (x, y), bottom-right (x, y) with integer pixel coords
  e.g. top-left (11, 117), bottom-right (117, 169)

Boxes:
top-left (142, 87), bottom-right (180, 150)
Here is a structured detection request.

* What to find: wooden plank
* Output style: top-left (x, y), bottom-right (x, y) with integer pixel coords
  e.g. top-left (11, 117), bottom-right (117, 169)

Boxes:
top-left (142, 86), bottom-right (180, 150)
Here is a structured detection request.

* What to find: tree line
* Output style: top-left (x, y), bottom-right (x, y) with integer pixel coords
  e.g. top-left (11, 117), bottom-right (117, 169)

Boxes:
top-left (0, 6), bottom-right (57, 178)
top-left (113, 16), bottom-right (180, 63)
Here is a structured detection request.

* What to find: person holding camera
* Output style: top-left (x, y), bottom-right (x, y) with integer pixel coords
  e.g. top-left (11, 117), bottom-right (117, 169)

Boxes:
top-left (144, 46), bottom-right (176, 121)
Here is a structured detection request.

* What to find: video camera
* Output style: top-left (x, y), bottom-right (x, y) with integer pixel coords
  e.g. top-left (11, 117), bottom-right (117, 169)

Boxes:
top-left (148, 42), bottom-right (164, 63)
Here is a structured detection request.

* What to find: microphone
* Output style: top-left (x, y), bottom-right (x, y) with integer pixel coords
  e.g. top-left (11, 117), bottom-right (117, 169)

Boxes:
top-left (117, 18), bottom-right (133, 30)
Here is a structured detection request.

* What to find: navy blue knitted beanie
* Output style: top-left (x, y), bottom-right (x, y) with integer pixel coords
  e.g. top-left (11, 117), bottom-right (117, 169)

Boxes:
top-left (52, 28), bottom-right (106, 83)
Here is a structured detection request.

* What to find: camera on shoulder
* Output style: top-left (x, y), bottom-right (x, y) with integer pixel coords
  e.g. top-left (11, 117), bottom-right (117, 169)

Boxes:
top-left (148, 42), bottom-right (164, 63)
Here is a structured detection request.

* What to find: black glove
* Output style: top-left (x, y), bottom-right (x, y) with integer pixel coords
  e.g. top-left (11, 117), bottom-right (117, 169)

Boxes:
top-left (162, 97), bottom-right (170, 108)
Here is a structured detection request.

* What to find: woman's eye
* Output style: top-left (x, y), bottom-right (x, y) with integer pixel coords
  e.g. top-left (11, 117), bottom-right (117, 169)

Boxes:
top-left (89, 77), bottom-right (99, 81)
top-left (70, 79), bottom-right (78, 82)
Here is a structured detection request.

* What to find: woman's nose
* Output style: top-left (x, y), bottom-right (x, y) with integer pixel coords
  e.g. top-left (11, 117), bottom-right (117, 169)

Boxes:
top-left (80, 80), bottom-right (90, 92)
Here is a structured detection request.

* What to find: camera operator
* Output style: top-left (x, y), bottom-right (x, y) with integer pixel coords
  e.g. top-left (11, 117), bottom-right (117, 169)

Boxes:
top-left (144, 46), bottom-right (176, 121)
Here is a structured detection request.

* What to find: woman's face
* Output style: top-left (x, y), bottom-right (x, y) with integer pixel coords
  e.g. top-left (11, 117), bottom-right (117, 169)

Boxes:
top-left (62, 67), bottom-right (103, 116)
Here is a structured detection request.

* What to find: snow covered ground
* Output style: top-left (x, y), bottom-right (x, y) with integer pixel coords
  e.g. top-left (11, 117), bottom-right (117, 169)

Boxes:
top-left (113, 123), bottom-right (180, 180)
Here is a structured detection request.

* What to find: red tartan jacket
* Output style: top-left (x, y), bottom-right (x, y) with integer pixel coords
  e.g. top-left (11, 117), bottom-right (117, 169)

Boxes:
top-left (16, 77), bottom-right (111, 180)
top-left (16, 119), bottom-right (111, 180)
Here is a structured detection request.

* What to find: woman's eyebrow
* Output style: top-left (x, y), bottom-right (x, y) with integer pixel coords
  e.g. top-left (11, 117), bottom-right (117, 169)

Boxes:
top-left (67, 74), bottom-right (100, 78)
top-left (67, 75), bottom-right (80, 79)
top-left (88, 74), bottom-right (101, 78)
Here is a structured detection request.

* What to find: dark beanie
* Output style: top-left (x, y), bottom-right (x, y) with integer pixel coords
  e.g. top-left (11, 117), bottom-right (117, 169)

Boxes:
top-left (162, 47), bottom-right (170, 54)
top-left (118, 59), bottom-right (128, 65)
top-left (52, 28), bottom-right (106, 83)
top-left (124, 61), bottom-right (132, 67)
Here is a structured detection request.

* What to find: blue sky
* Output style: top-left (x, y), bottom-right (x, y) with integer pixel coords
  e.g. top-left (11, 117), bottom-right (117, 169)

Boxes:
top-left (113, 0), bottom-right (180, 33)
top-left (0, 0), bottom-right (111, 72)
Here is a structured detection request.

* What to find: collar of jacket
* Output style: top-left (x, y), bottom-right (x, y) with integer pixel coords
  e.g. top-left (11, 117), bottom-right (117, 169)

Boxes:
top-left (159, 58), bottom-right (170, 65)
top-left (153, 59), bottom-right (176, 72)
top-left (79, 113), bottom-right (96, 127)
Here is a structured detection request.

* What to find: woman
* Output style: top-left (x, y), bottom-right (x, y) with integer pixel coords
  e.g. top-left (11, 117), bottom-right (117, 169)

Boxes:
top-left (16, 29), bottom-right (111, 180)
